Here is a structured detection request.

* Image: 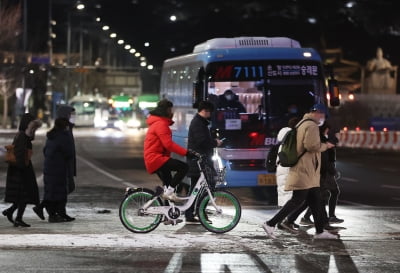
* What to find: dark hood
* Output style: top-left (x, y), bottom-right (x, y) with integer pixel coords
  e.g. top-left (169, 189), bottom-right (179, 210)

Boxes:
top-left (56, 105), bottom-right (75, 119)
top-left (18, 113), bottom-right (35, 132)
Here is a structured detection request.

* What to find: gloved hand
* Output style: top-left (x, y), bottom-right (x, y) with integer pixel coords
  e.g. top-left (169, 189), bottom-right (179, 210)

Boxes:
top-left (186, 149), bottom-right (201, 158)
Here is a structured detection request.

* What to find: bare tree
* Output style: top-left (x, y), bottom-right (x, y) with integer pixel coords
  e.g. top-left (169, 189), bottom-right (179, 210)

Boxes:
top-left (0, 2), bottom-right (21, 49)
top-left (0, 75), bottom-right (16, 127)
top-left (0, 2), bottom-right (21, 128)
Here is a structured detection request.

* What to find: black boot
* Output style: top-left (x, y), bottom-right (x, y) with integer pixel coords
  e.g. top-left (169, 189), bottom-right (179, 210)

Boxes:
top-left (14, 219), bottom-right (31, 227)
top-left (14, 203), bottom-right (29, 227)
top-left (59, 214), bottom-right (75, 222)
top-left (33, 203), bottom-right (45, 220)
top-left (57, 200), bottom-right (75, 222)
top-left (48, 214), bottom-right (66, 223)
top-left (2, 206), bottom-right (16, 224)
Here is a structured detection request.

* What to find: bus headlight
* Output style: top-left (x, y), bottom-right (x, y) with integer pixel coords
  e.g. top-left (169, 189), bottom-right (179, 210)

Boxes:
top-left (114, 120), bottom-right (125, 129)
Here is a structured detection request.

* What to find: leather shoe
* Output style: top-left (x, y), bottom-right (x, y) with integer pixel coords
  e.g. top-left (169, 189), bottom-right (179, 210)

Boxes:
top-left (48, 215), bottom-right (67, 223)
top-left (60, 214), bottom-right (76, 222)
top-left (33, 206), bottom-right (45, 220)
top-left (2, 209), bottom-right (14, 224)
top-left (14, 219), bottom-right (31, 227)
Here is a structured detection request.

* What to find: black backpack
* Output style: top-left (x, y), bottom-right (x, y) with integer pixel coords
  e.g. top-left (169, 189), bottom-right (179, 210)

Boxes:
top-left (278, 119), bottom-right (314, 167)
top-left (265, 143), bottom-right (280, 172)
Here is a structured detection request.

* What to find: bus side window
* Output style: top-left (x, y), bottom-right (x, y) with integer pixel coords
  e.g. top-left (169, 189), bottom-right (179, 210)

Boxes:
top-left (192, 81), bottom-right (203, 108)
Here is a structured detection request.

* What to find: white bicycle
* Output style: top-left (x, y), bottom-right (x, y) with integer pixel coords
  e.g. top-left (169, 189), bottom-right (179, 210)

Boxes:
top-left (119, 153), bottom-right (241, 233)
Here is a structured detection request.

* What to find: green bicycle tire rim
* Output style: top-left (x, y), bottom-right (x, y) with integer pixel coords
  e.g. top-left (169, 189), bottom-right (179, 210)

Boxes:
top-left (199, 191), bottom-right (241, 232)
top-left (121, 192), bottom-right (162, 231)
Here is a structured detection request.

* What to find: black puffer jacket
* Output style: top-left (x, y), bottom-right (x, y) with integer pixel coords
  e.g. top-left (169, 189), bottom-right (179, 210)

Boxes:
top-left (43, 125), bottom-right (75, 201)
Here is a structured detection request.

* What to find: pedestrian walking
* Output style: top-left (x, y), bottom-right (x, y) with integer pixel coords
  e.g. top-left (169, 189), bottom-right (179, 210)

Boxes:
top-left (262, 103), bottom-right (338, 239)
top-left (279, 122), bottom-right (341, 233)
top-left (186, 101), bottom-right (222, 223)
top-left (3, 113), bottom-right (42, 227)
top-left (319, 123), bottom-right (344, 224)
top-left (143, 99), bottom-right (190, 202)
top-left (275, 117), bottom-right (300, 208)
top-left (34, 105), bottom-right (77, 222)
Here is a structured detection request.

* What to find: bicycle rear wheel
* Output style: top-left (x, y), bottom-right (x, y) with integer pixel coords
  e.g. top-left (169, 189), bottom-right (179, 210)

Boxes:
top-left (119, 189), bottom-right (162, 233)
top-left (197, 189), bottom-right (241, 233)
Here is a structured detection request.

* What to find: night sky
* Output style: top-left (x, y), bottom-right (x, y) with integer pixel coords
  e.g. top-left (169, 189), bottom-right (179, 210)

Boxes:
top-left (12, 0), bottom-right (400, 68)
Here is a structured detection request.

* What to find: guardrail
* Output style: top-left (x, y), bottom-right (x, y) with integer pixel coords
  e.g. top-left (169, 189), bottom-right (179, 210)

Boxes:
top-left (337, 130), bottom-right (400, 151)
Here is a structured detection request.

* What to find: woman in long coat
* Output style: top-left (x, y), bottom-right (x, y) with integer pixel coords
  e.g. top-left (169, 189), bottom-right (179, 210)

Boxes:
top-left (3, 113), bottom-right (42, 227)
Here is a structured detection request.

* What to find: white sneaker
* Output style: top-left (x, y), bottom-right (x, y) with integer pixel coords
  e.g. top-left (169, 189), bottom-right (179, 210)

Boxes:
top-left (262, 222), bottom-right (276, 239)
top-left (314, 230), bottom-right (339, 239)
top-left (162, 186), bottom-right (178, 201)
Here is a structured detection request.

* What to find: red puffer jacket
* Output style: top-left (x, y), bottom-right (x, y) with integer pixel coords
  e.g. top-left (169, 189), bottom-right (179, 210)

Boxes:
top-left (144, 115), bottom-right (187, 174)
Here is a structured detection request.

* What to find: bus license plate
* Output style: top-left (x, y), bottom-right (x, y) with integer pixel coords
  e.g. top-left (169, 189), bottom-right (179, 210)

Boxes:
top-left (257, 174), bottom-right (276, 186)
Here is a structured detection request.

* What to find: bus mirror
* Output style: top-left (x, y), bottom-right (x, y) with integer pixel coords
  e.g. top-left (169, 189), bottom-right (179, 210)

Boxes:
top-left (192, 81), bottom-right (203, 108)
top-left (328, 79), bottom-right (340, 107)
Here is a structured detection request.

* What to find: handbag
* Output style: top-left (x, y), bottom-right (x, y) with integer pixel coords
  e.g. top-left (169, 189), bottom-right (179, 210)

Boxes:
top-left (4, 145), bottom-right (17, 165)
top-left (4, 144), bottom-right (31, 166)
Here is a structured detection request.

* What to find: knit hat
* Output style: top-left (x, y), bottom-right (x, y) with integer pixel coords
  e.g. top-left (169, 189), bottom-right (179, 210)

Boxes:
top-left (149, 99), bottom-right (173, 117)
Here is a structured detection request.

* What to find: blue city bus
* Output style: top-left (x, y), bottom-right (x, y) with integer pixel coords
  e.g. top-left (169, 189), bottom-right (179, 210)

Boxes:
top-left (160, 37), bottom-right (339, 187)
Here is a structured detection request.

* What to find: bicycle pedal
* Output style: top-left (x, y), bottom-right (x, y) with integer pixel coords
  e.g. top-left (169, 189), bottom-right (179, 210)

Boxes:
top-left (163, 219), bottom-right (183, 225)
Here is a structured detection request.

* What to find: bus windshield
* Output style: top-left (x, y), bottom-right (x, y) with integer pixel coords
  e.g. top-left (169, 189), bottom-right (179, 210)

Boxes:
top-left (206, 61), bottom-right (324, 149)
top-left (70, 101), bottom-right (96, 115)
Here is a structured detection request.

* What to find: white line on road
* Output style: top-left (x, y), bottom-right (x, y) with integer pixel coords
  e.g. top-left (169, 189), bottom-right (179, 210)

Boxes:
top-left (381, 185), bottom-right (400, 190)
top-left (164, 252), bottom-right (183, 273)
top-left (340, 177), bottom-right (359, 183)
top-left (380, 167), bottom-right (398, 173)
top-left (339, 200), bottom-right (374, 207)
top-left (76, 155), bottom-right (137, 187)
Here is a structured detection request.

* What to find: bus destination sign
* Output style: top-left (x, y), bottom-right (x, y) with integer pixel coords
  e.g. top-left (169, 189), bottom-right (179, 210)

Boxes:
top-left (210, 63), bottom-right (320, 81)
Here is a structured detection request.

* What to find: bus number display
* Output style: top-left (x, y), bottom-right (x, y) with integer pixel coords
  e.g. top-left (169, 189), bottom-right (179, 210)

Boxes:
top-left (212, 63), bottom-right (320, 81)
top-left (215, 65), bottom-right (263, 80)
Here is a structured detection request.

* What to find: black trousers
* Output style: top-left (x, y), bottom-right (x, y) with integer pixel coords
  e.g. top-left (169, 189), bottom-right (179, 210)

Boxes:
top-left (287, 184), bottom-right (339, 222)
top-left (155, 158), bottom-right (188, 188)
top-left (40, 199), bottom-right (67, 217)
top-left (267, 187), bottom-right (324, 233)
top-left (183, 175), bottom-right (200, 218)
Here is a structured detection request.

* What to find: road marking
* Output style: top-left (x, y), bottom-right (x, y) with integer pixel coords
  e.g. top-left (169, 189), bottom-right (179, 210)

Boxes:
top-left (164, 252), bottom-right (183, 273)
top-left (380, 167), bottom-right (398, 172)
top-left (381, 185), bottom-right (400, 190)
top-left (339, 200), bottom-right (374, 207)
top-left (384, 223), bottom-right (400, 231)
top-left (77, 155), bottom-right (137, 187)
top-left (340, 177), bottom-right (359, 183)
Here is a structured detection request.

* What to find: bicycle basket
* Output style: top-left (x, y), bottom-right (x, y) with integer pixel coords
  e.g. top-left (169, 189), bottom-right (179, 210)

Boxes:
top-left (203, 163), bottom-right (226, 187)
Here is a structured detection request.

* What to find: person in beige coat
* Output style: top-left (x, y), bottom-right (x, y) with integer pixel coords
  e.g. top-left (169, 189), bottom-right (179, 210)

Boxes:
top-left (262, 103), bottom-right (338, 239)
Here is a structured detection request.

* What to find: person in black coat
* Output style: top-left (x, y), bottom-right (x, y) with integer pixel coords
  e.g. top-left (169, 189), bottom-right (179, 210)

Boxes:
top-left (3, 113), bottom-right (42, 227)
top-left (185, 101), bottom-right (222, 223)
top-left (34, 105), bottom-right (77, 222)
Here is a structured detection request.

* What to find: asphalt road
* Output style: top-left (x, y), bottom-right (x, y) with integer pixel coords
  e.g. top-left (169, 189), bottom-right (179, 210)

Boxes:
top-left (0, 127), bottom-right (399, 273)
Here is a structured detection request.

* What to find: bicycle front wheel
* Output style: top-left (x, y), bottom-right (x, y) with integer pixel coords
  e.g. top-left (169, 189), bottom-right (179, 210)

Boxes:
top-left (197, 189), bottom-right (241, 233)
top-left (119, 189), bottom-right (162, 233)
